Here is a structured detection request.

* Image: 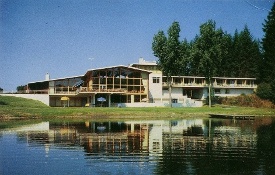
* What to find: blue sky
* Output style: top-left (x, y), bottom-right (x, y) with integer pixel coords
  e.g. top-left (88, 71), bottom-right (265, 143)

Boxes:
top-left (0, 0), bottom-right (273, 91)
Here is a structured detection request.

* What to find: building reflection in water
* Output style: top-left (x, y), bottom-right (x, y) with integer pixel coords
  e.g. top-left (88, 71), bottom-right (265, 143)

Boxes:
top-left (19, 119), bottom-right (261, 157)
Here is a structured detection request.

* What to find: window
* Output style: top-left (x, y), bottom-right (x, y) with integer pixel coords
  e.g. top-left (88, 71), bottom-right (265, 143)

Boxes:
top-left (153, 142), bottom-right (160, 149)
top-left (172, 99), bottom-right (178, 103)
top-left (225, 89), bottom-right (230, 94)
top-left (215, 89), bottom-right (221, 94)
top-left (153, 77), bottom-right (160, 83)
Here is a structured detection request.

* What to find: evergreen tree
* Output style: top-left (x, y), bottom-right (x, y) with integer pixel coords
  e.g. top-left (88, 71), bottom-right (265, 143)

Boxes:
top-left (217, 33), bottom-right (233, 77)
top-left (231, 30), bottom-right (241, 77)
top-left (260, 2), bottom-right (275, 83)
top-left (228, 26), bottom-right (261, 78)
top-left (257, 2), bottom-right (275, 104)
top-left (256, 82), bottom-right (272, 100)
top-left (236, 25), bottom-right (261, 78)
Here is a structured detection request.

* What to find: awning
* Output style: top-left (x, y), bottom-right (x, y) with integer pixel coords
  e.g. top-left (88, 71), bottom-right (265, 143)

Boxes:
top-left (61, 97), bottom-right (70, 101)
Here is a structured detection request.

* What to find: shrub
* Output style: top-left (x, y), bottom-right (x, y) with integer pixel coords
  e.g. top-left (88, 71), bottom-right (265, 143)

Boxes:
top-left (256, 83), bottom-right (272, 100)
top-left (270, 80), bottom-right (275, 104)
top-left (205, 96), bottom-right (223, 105)
top-left (221, 94), bottom-right (275, 108)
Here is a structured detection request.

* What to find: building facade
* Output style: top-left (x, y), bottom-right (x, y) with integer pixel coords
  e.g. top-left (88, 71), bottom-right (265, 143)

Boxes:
top-left (27, 65), bottom-right (150, 107)
top-left (131, 58), bottom-right (257, 107)
top-left (24, 58), bottom-right (257, 107)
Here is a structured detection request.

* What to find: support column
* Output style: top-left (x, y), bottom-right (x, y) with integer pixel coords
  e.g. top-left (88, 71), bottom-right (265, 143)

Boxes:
top-left (92, 94), bottom-right (96, 106)
top-left (108, 94), bottom-right (111, 107)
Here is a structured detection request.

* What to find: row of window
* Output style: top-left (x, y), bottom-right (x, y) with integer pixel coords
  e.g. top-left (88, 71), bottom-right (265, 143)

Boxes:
top-left (214, 89), bottom-right (230, 94)
top-left (153, 77), bottom-right (160, 83)
top-left (152, 77), bottom-right (254, 87)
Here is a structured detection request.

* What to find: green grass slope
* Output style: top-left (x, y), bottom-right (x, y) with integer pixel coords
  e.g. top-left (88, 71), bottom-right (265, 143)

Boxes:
top-left (1, 95), bottom-right (275, 120)
top-left (0, 95), bottom-right (49, 108)
top-left (0, 95), bottom-right (49, 118)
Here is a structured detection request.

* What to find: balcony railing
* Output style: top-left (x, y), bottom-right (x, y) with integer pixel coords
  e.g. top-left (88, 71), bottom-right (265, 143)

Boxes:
top-left (26, 90), bottom-right (49, 94)
top-left (27, 87), bottom-right (146, 95)
top-left (53, 87), bottom-right (78, 94)
top-left (162, 82), bottom-right (257, 88)
top-left (79, 87), bottom-right (146, 94)
top-left (80, 87), bottom-right (127, 93)
top-left (163, 82), bottom-right (207, 87)
top-left (213, 83), bottom-right (257, 88)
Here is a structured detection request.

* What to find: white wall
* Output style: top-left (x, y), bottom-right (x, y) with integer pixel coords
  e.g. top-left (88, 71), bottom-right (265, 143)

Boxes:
top-left (162, 87), bottom-right (183, 99)
top-left (148, 73), bottom-right (163, 101)
top-left (202, 87), bottom-right (255, 98)
top-left (1, 94), bottom-right (50, 106)
top-left (215, 88), bottom-right (255, 97)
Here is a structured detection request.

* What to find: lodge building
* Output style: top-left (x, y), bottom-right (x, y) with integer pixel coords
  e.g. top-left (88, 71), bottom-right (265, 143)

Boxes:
top-left (25, 58), bottom-right (257, 107)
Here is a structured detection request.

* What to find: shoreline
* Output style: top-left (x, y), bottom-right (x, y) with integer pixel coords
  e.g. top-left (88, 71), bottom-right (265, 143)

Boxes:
top-left (1, 111), bottom-right (275, 122)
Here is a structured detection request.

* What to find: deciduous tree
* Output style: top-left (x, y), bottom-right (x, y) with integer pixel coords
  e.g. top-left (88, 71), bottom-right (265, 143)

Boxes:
top-left (152, 21), bottom-right (185, 107)
top-left (190, 20), bottom-right (223, 107)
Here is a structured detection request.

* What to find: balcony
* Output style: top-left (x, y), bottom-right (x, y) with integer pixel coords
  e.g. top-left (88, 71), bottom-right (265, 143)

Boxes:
top-left (78, 87), bottom-right (145, 94)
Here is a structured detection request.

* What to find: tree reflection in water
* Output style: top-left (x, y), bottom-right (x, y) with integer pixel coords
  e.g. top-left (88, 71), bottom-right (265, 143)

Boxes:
top-left (257, 119), bottom-right (275, 175)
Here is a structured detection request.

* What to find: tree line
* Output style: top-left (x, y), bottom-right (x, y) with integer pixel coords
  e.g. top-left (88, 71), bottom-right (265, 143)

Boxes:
top-left (152, 2), bottom-right (275, 104)
top-left (153, 20), bottom-right (261, 80)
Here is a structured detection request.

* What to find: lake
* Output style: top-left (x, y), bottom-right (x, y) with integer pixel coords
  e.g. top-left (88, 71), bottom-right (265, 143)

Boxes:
top-left (1, 117), bottom-right (275, 175)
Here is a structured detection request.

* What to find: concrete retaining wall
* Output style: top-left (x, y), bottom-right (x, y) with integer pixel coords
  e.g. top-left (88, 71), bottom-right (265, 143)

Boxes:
top-left (118, 101), bottom-right (203, 108)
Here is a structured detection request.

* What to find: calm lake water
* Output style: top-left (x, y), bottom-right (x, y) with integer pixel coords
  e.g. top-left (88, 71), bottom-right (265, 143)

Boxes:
top-left (1, 117), bottom-right (275, 175)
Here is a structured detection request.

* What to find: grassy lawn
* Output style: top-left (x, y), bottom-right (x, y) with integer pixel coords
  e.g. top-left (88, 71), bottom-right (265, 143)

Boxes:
top-left (1, 95), bottom-right (275, 121)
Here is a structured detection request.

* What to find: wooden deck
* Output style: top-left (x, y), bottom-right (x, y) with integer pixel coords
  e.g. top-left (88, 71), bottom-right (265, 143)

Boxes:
top-left (209, 114), bottom-right (255, 120)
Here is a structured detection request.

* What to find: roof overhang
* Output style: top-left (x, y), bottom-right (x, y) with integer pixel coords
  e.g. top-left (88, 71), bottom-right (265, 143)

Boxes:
top-left (84, 65), bottom-right (152, 76)
top-left (28, 75), bottom-right (84, 85)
